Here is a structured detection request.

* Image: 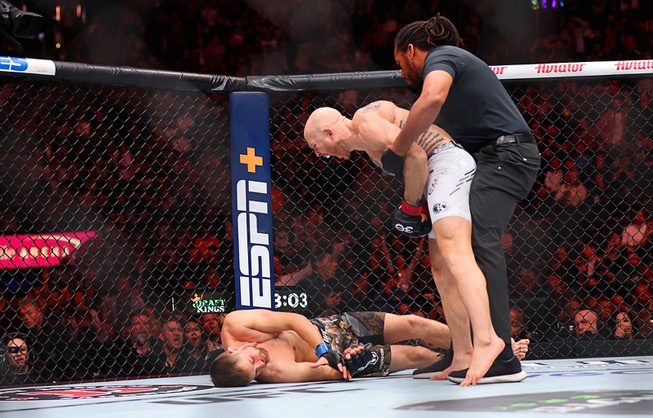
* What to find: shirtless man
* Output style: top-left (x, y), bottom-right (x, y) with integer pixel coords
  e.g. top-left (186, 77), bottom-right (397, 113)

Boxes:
top-left (303, 101), bottom-right (524, 386)
top-left (210, 309), bottom-right (451, 386)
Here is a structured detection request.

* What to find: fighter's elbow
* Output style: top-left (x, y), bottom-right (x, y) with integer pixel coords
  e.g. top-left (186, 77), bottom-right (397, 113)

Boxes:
top-left (405, 145), bottom-right (428, 165)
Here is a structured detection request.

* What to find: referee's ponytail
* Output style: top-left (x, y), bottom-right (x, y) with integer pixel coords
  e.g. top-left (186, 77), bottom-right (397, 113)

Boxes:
top-left (394, 14), bottom-right (464, 52)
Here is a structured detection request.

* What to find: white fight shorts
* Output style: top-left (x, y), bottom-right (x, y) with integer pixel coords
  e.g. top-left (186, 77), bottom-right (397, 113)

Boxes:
top-left (424, 141), bottom-right (476, 240)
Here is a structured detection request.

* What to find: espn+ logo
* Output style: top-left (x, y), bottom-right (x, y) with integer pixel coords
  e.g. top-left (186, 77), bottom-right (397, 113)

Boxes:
top-left (235, 179), bottom-right (272, 308)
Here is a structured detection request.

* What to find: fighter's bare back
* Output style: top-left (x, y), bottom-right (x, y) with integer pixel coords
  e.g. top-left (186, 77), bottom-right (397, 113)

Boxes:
top-left (351, 100), bottom-right (454, 167)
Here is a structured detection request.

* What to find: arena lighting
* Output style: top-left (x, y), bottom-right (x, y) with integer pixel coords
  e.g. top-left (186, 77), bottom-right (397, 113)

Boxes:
top-left (0, 0), bottom-right (43, 52)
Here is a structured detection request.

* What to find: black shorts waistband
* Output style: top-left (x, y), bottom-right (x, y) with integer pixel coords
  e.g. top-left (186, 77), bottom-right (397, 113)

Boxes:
top-left (494, 133), bottom-right (536, 145)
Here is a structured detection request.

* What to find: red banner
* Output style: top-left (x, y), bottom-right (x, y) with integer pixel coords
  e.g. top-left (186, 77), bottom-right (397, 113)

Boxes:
top-left (0, 232), bottom-right (96, 269)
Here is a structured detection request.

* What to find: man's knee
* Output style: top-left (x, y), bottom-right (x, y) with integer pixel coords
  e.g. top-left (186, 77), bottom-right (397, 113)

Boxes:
top-left (435, 233), bottom-right (474, 265)
top-left (399, 313), bottom-right (426, 331)
top-left (432, 217), bottom-right (472, 243)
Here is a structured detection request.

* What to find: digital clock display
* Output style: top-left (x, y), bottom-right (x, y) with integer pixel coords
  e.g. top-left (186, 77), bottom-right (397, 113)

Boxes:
top-left (274, 290), bottom-right (309, 310)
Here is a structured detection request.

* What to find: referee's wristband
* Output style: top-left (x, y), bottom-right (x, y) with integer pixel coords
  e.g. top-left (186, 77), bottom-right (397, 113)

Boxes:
top-left (315, 342), bottom-right (331, 358)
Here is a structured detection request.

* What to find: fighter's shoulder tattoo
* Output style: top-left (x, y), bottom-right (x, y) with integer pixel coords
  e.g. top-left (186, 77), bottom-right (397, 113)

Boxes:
top-left (360, 103), bottom-right (381, 113)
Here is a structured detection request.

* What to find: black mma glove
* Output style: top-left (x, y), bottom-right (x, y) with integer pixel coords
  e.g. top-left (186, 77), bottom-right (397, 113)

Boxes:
top-left (391, 201), bottom-right (432, 238)
top-left (345, 344), bottom-right (383, 377)
top-left (316, 343), bottom-right (346, 372)
top-left (381, 148), bottom-right (404, 179)
top-left (321, 351), bottom-right (346, 372)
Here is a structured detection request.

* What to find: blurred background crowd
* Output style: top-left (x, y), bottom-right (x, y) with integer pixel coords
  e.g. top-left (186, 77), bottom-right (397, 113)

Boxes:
top-left (0, 0), bottom-right (651, 385)
top-left (14, 0), bottom-right (653, 73)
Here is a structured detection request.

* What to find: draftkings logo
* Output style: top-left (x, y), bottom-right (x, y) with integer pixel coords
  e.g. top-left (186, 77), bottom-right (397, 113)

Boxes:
top-left (0, 384), bottom-right (213, 401)
top-left (398, 390), bottom-right (653, 414)
top-left (191, 293), bottom-right (226, 314)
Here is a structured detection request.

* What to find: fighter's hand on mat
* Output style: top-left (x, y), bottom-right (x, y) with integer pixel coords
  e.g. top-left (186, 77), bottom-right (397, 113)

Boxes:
top-left (381, 148), bottom-right (404, 179)
top-left (312, 351), bottom-right (351, 380)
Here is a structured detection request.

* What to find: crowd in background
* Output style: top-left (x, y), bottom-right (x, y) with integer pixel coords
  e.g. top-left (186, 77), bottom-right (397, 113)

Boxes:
top-left (0, 0), bottom-right (652, 385)
top-left (17, 0), bottom-right (653, 74)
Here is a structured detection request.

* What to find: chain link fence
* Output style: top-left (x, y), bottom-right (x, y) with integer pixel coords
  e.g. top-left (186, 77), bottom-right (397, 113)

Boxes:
top-left (0, 67), bottom-right (651, 386)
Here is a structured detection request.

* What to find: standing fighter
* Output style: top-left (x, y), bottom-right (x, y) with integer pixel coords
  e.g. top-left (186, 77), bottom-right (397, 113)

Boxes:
top-left (304, 100), bottom-right (519, 385)
top-left (384, 14), bottom-right (541, 385)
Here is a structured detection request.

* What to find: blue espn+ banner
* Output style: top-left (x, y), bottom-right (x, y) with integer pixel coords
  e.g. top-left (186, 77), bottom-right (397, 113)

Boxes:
top-left (229, 92), bottom-right (275, 310)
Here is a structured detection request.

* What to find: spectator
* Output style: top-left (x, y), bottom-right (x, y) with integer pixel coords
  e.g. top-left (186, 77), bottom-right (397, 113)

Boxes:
top-left (273, 226), bottom-right (299, 271)
top-left (573, 309), bottom-right (607, 340)
top-left (576, 242), bottom-right (617, 293)
top-left (611, 294), bottom-right (629, 314)
top-left (591, 296), bottom-right (616, 323)
top-left (148, 305), bottom-right (165, 340)
top-left (556, 297), bottom-right (583, 332)
top-left (510, 268), bottom-right (539, 299)
top-left (546, 243), bottom-right (580, 286)
top-left (366, 231), bottom-right (397, 291)
top-left (621, 209), bottom-right (651, 252)
top-left (1, 334), bottom-right (38, 386)
top-left (274, 261), bottom-right (313, 287)
top-left (16, 297), bottom-right (80, 382)
top-left (200, 313), bottom-right (223, 354)
top-left (99, 274), bottom-right (146, 333)
top-left (606, 155), bottom-right (638, 202)
top-left (156, 318), bottom-right (193, 374)
top-left (183, 318), bottom-right (207, 373)
top-left (595, 96), bottom-right (629, 158)
top-left (187, 224), bottom-right (222, 270)
top-left (575, 241), bottom-right (601, 282)
top-left (509, 308), bottom-right (530, 341)
top-left (292, 251), bottom-right (355, 317)
top-left (630, 279), bottom-right (653, 312)
top-left (612, 311), bottom-right (636, 340)
top-left (554, 162), bottom-right (589, 207)
top-left (632, 304), bottom-right (653, 339)
top-left (104, 311), bottom-right (164, 378)
top-left (203, 268), bottom-right (229, 291)
top-left (63, 297), bottom-right (114, 379)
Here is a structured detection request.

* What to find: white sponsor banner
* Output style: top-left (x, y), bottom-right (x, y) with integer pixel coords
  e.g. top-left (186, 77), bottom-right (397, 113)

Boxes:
top-left (491, 60), bottom-right (653, 80)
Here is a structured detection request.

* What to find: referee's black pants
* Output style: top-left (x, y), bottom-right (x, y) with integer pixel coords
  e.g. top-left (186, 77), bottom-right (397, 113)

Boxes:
top-left (470, 141), bottom-right (541, 361)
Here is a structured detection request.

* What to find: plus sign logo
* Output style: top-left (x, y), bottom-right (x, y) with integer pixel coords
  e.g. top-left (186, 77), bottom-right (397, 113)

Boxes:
top-left (240, 147), bottom-right (263, 173)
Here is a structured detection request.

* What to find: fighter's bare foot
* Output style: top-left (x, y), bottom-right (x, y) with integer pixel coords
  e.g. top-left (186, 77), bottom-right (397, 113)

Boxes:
top-left (459, 336), bottom-right (504, 387)
top-left (430, 356), bottom-right (471, 381)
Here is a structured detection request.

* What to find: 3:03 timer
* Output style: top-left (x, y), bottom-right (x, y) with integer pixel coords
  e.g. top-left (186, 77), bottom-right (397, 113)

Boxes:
top-left (275, 292), bottom-right (308, 309)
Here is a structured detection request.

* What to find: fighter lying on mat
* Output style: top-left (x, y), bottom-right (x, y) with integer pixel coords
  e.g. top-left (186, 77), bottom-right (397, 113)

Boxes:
top-left (209, 309), bottom-right (529, 386)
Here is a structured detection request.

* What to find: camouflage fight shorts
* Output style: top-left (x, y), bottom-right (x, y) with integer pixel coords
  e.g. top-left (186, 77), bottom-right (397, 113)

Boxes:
top-left (311, 312), bottom-right (391, 377)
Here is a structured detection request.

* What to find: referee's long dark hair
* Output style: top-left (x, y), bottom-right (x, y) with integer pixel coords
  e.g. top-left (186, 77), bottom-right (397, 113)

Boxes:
top-left (394, 14), bottom-right (463, 52)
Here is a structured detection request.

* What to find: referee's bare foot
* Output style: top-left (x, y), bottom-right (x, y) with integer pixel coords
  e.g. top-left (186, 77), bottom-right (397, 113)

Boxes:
top-left (460, 336), bottom-right (504, 387)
